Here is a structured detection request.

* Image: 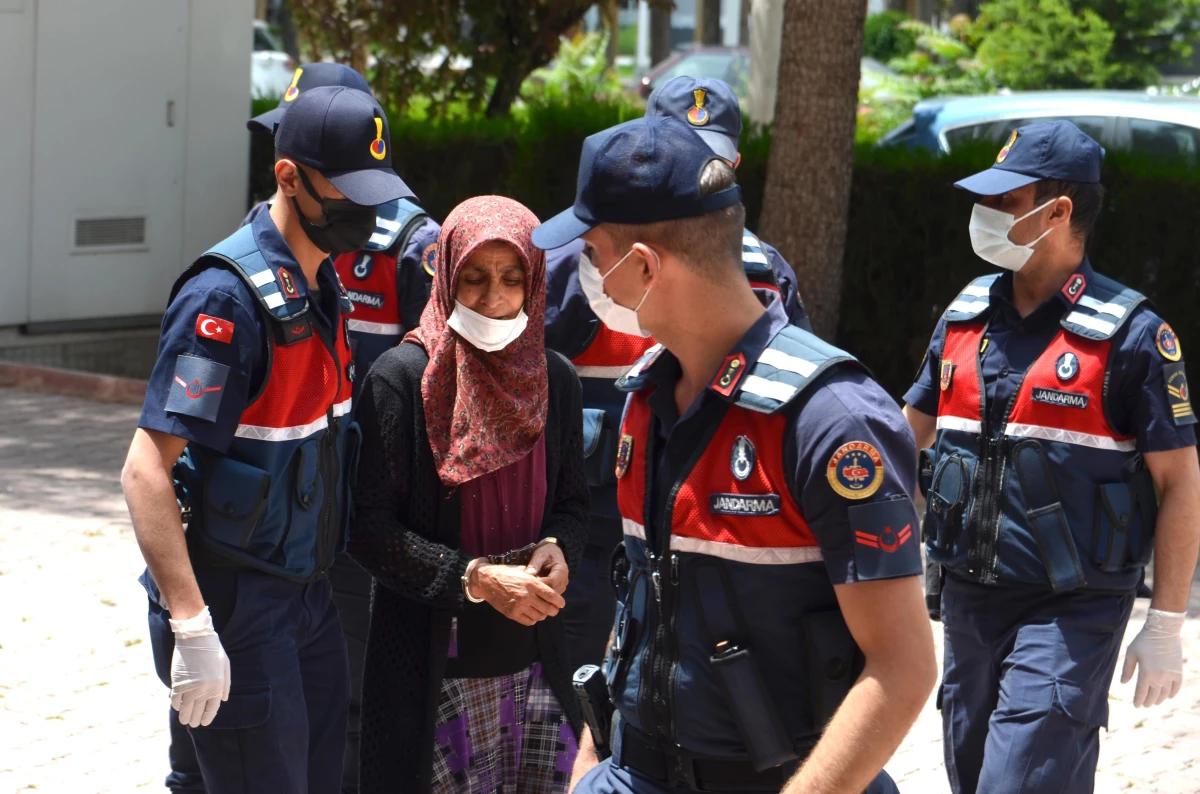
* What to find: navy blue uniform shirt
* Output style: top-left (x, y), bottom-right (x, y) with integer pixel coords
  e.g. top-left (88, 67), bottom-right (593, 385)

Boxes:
top-left (545, 239), bottom-right (810, 360)
top-left (139, 208), bottom-right (343, 454)
top-left (637, 290), bottom-right (923, 584)
top-left (905, 259), bottom-right (1198, 453)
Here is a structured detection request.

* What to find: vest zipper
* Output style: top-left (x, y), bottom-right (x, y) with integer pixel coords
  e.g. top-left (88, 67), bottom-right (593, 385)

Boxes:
top-left (310, 312), bottom-right (343, 578)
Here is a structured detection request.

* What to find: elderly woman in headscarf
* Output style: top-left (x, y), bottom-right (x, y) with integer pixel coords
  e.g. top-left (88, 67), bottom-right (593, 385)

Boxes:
top-left (349, 196), bottom-right (588, 794)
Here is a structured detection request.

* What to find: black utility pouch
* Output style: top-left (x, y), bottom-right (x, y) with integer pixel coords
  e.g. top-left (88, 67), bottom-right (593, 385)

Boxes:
top-left (711, 643), bottom-right (797, 772)
top-left (582, 408), bottom-right (617, 488)
top-left (802, 607), bottom-right (861, 732)
top-left (1126, 469), bottom-right (1159, 567)
top-left (1013, 440), bottom-right (1086, 592)
top-left (924, 455), bottom-right (969, 552)
top-left (1092, 482), bottom-right (1134, 572)
top-left (925, 562), bottom-right (945, 622)
top-left (919, 448), bottom-right (936, 499)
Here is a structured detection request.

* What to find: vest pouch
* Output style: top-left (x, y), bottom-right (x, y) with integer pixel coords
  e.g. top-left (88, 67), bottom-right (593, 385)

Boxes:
top-left (582, 408), bottom-right (616, 488)
top-left (924, 454), bottom-right (969, 552)
top-left (1125, 469), bottom-right (1158, 567)
top-left (1093, 483), bottom-right (1135, 573)
top-left (605, 567), bottom-right (643, 702)
top-left (918, 448), bottom-right (935, 499)
top-left (1012, 440), bottom-right (1086, 592)
top-left (276, 437), bottom-right (327, 567)
top-left (801, 607), bottom-right (861, 732)
top-left (201, 457), bottom-right (271, 552)
top-left (710, 643), bottom-right (797, 772)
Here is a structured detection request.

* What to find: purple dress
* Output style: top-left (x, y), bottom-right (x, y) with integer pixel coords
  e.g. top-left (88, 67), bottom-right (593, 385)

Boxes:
top-left (431, 434), bottom-right (578, 793)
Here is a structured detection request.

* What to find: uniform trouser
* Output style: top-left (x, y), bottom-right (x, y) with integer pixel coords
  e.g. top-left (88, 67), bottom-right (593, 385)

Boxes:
top-left (939, 575), bottom-right (1135, 794)
top-left (326, 553), bottom-right (373, 794)
top-left (573, 760), bottom-right (899, 793)
top-left (147, 567), bottom-right (351, 794)
top-left (561, 515), bottom-right (623, 673)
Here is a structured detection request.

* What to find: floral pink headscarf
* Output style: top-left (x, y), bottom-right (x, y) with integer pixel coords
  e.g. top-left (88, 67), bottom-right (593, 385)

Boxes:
top-left (402, 196), bottom-right (548, 487)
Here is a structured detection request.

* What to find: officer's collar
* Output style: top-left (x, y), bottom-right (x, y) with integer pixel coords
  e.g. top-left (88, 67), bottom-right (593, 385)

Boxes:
top-left (250, 205), bottom-right (338, 299)
top-left (705, 289), bottom-right (788, 402)
top-left (989, 257), bottom-right (1094, 321)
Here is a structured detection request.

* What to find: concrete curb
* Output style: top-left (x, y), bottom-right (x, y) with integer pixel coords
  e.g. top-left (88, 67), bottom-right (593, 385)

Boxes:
top-left (0, 362), bottom-right (147, 405)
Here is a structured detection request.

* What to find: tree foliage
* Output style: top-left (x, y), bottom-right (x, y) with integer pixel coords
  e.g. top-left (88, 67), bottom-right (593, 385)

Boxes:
top-left (863, 10), bottom-right (919, 63)
top-left (289, 0), bottom-right (597, 117)
top-left (973, 0), bottom-right (1200, 89)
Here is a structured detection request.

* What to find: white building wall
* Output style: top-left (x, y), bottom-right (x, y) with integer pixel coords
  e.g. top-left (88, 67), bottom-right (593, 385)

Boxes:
top-left (0, 1), bottom-right (37, 325)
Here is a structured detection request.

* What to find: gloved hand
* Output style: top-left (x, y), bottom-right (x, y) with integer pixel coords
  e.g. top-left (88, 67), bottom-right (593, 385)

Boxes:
top-left (1121, 607), bottom-right (1186, 708)
top-left (169, 606), bottom-right (232, 727)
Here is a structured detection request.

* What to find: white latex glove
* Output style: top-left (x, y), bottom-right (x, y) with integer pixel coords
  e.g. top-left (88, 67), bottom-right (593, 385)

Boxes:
top-left (169, 606), bottom-right (232, 728)
top-left (1121, 607), bottom-right (1186, 708)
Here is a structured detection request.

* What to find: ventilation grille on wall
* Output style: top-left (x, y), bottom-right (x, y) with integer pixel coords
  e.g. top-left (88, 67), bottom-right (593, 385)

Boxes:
top-left (73, 216), bottom-right (147, 250)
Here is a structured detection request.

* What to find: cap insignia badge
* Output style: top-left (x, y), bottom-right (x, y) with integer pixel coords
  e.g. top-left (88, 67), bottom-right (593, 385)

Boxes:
top-left (370, 117), bottom-right (387, 161)
top-left (687, 88), bottom-right (710, 126)
top-left (996, 130), bottom-right (1018, 163)
top-left (284, 68), bottom-right (303, 102)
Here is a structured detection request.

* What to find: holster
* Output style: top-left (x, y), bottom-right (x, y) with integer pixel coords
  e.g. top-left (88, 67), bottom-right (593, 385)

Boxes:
top-left (574, 664), bottom-right (614, 760)
top-left (925, 562), bottom-right (944, 622)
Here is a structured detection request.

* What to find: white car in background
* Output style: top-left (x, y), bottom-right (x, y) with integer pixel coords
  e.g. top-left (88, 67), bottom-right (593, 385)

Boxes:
top-left (252, 20), bottom-right (295, 99)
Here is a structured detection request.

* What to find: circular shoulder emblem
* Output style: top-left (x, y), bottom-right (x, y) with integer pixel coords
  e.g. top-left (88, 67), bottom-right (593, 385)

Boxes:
top-left (1055, 351), bottom-right (1079, 381)
top-left (1157, 323), bottom-right (1182, 362)
top-left (827, 441), bottom-right (884, 500)
top-left (422, 243), bottom-right (437, 278)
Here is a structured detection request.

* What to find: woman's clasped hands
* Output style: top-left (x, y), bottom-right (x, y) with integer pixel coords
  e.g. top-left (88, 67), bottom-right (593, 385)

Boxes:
top-left (468, 542), bottom-right (570, 627)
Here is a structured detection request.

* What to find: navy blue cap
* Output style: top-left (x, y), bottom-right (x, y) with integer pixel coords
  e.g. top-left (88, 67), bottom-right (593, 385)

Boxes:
top-left (247, 62), bottom-right (371, 134)
top-left (532, 116), bottom-right (742, 250)
top-left (645, 76), bottom-right (742, 162)
top-left (275, 86), bottom-right (414, 207)
top-left (955, 120), bottom-right (1105, 196)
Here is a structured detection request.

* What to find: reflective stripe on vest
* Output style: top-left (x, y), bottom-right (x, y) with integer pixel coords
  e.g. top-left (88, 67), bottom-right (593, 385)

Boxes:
top-left (572, 323), bottom-right (657, 380)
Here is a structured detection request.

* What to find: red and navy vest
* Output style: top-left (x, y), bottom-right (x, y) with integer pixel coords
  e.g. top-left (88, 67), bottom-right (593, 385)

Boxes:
top-left (171, 225), bottom-right (356, 582)
top-left (926, 272), bottom-right (1156, 592)
top-left (333, 199), bottom-right (431, 375)
top-left (573, 230), bottom-right (785, 517)
top-left (608, 326), bottom-right (865, 757)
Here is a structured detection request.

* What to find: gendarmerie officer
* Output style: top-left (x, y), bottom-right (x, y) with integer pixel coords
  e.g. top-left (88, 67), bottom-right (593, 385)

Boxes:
top-left (243, 62), bottom-right (439, 794)
top-left (121, 86), bottom-right (414, 794)
top-left (903, 121), bottom-right (1200, 794)
top-left (533, 116), bottom-right (937, 794)
top-left (544, 76), bottom-right (810, 674)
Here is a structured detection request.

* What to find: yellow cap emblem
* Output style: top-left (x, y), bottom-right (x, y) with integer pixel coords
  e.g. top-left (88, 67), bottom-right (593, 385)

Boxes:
top-left (283, 68), bottom-right (303, 102)
top-left (369, 117), bottom-right (386, 161)
top-left (687, 88), bottom-right (710, 126)
top-left (996, 129), bottom-right (1018, 163)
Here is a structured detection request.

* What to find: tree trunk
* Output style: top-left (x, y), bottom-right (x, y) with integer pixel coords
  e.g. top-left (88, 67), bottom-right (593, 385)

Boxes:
top-left (757, 0), bottom-right (865, 341)
top-left (603, 0), bottom-right (620, 71)
top-left (277, 0), bottom-right (301, 61)
top-left (696, 0), bottom-right (722, 45)
top-left (650, 5), bottom-right (672, 65)
top-left (486, 62), bottom-right (526, 117)
top-left (740, 0), bottom-right (751, 47)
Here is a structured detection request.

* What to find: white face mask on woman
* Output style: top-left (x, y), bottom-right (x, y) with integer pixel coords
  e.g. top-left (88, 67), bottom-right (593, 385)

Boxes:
top-left (968, 197), bottom-right (1058, 272)
top-left (578, 248), bottom-right (656, 338)
top-left (447, 301), bottom-right (529, 352)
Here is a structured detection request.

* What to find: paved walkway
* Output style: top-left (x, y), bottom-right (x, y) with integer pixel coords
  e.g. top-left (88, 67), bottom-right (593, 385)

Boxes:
top-left (0, 386), bottom-right (1197, 793)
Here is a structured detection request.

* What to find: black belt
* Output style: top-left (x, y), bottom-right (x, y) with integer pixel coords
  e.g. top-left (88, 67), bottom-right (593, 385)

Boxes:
top-left (618, 721), bottom-right (800, 793)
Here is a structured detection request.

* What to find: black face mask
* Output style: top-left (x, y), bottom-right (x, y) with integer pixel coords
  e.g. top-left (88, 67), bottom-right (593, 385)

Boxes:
top-left (292, 167), bottom-right (377, 255)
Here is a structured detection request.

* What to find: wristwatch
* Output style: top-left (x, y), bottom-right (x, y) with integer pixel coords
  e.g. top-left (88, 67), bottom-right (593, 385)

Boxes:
top-left (486, 537), bottom-right (560, 567)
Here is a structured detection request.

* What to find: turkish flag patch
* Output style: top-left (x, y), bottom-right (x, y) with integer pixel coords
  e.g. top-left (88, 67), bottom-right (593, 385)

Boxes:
top-left (195, 314), bottom-right (234, 343)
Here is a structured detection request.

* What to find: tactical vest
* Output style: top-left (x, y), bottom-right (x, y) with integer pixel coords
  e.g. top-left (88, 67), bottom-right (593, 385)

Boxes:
top-left (172, 225), bottom-right (357, 582)
top-left (925, 272), bottom-right (1157, 592)
top-left (333, 199), bottom-right (431, 373)
top-left (607, 326), bottom-right (867, 761)
top-left (573, 229), bottom-right (785, 515)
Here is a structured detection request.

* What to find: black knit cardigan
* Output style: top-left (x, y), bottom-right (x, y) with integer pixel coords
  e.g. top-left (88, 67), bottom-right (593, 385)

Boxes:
top-left (348, 341), bottom-right (589, 794)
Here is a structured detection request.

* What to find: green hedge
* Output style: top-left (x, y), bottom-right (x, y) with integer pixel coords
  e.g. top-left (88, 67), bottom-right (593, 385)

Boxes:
top-left (249, 98), bottom-right (1200, 400)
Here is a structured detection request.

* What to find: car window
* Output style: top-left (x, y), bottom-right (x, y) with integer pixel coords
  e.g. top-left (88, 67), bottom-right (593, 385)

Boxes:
top-left (254, 26), bottom-right (282, 52)
top-left (1129, 118), bottom-right (1200, 166)
top-left (944, 116), bottom-right (1108, 150)
top-left (651, 54), bottom-right (736, 92)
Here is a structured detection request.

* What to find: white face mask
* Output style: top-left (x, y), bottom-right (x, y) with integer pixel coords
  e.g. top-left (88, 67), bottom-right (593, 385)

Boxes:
top-left (578, 247), bottom-right (655, 338)
top-left (968, 197), bottom-right (1058, 272)
top-left (447, 300), bottom-right (528, 352)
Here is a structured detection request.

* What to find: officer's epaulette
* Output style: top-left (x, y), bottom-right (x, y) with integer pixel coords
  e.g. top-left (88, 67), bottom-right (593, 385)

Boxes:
top-left (365, 198), bottom-right (429, 253)
top-left (943, 275), bottom-right (999, 323)
top-left (182, 225), bottom-right (309, 324)
top-left (1059, 271), bottom-right (1147, 341)
top-left (732, 326), bottom-right (865, 415)
top-left (615, 343), bottom-right (666, 392)
top-left (741, 228), bottom-right (772, 278)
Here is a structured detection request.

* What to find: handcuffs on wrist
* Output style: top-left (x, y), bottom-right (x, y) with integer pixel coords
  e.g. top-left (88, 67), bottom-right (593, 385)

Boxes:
top-left (461, 537), bottom-right (560, 603)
